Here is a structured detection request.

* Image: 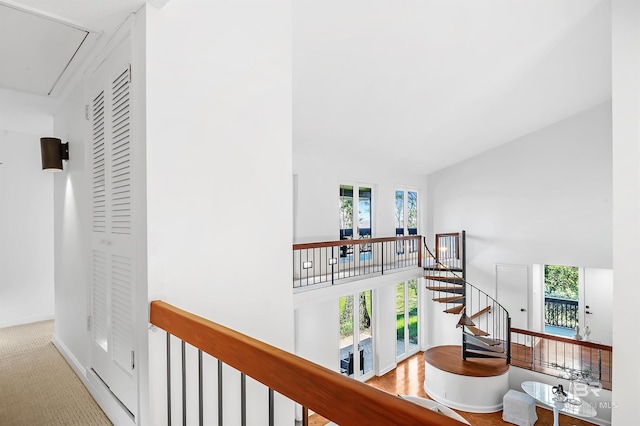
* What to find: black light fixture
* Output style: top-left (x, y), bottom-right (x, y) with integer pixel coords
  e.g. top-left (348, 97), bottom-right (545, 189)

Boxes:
top-left (40, 137), bottom-right (69, 171)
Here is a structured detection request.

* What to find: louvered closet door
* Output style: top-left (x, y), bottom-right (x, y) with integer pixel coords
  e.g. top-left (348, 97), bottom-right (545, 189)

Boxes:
top-left (89, 41), bottom-right (136, 416)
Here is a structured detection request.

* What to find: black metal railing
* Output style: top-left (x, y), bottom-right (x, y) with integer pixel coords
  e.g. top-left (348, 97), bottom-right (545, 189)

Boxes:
top-left (545, 296), bottom-right (579, 328)
top-left (293, 235), bottom-right (423, 289)
top-left (510, 328), bottom-right (612, 391)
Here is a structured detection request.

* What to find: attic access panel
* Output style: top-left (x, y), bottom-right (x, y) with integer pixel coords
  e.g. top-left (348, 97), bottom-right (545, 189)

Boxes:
top-left (0, 3), bottom-right (91, 96)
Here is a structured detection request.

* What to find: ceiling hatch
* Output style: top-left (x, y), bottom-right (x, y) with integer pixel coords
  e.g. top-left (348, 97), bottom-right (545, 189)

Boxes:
top-left (0, 2), bottom-right (99, 97)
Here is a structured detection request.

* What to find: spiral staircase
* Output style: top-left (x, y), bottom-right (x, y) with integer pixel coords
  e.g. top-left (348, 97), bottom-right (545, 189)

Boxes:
top-left (424, 231), bottom-right (511, 363)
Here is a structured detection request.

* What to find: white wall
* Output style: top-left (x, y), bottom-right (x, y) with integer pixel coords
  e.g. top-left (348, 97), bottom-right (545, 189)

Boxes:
top-left (0, 89), bottom-right (55, 327)
top-left (427, 102), bottom-right (611, 287)
top-left (293, 153), bottom-right (427, 242)
top-left (295, 299), bottom-right (339, 369)
top-left (50, 82), bottom-right (91, 370)
top-left (612, 0), bottom-right (640, 422)
top-left (145, 1), bottom-right (293, 424)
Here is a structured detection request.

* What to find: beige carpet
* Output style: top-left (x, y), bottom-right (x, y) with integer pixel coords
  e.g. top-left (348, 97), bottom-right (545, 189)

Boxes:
top-left (0, 320), bottom-right (112, 425)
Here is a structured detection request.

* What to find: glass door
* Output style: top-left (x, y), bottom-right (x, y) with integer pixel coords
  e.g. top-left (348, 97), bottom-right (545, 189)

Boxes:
top-left (396, 282), bottom-right (406, 358)
top-left (359, 290), bottom-right (373, 377)
top-left (396, 280), bottom-right (419, 360)
top-left (339, 290), bottom-right (374, 379)
top-left (339, 184), bottom-right (373, 260)
top-left (339, 295), bottom-right (355, 375)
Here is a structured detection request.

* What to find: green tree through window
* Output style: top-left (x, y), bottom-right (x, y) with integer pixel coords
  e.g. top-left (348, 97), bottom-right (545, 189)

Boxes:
top-left (544, 265), bottom-right (578, 299)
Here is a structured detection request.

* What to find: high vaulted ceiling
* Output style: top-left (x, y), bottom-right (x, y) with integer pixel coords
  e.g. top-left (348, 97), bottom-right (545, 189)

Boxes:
top-left (293, 0), bottom-right (612, 174)
top-left (1, 0), bottom-right (611, 175)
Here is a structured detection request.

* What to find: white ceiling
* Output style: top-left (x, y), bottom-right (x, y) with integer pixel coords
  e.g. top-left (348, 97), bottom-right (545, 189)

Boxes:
top-left (293, 0), bottom-right (612, 174)
top-left (0, 0), bottom-right (145, 96)
top-left (0, 0), bottom-right (611, 175)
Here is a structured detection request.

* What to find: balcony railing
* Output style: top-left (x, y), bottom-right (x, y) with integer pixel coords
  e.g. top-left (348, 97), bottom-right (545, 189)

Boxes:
top-left (510, 327), bottom-right (612, 391)
top-left (545, 296), bottom-right (579, 328)
top-left (149, 300), bottom-right (465, 425)
top-left (293, 235), bottom-right (423, 289)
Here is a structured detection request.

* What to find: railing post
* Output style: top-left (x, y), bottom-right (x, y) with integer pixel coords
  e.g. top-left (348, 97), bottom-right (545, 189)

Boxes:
top-left (331, 246), bottom-right (335, 285)
top-left (198, 350), bottom-right (203, 426)
top-left (417, 236), bottom-right (422, 268)
top-left (381, 241), bottom-right (384, 275)
top-left (506, 316), bottom-right (511, 364)
top-left (167, 332), bottom-right (172, 426)
top-left (461, 230), bottom-right (466, 276)
top-left (241, 373), bottom-right (246, 426)
top-left (182, 341), bottom-right (186, 426)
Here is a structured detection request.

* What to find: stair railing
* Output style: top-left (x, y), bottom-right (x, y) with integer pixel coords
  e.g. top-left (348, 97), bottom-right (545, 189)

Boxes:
top-left (424, 231), bottom-right (511, 363)
top-left (149, 300), bottom-right (465, 425)
top-left (510, 327), bottom-right (612, 391)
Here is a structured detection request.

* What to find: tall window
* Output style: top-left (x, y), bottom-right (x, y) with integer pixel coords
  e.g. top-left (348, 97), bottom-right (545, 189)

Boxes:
top-left (340, 185), bottom-right (373, 257)
top-left (339, 290), bottom-right (373, 379)
top-left (544, 265), bottom-right (579, 337)
top-left (395, 190), bottom-right (418, 252)
top-left (396, 280), bottom-right (419, 359)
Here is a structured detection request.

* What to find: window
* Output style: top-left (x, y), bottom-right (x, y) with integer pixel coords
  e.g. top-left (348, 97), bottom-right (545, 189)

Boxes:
top-left (544, 265), bottom-right (579, 337)
top-left (395, 190), bottom-right (418, 253)
top-left (339, 185), bottom-right (373, 258)
top-left (396, 280), bottom-right (419, 359)
top-left (339, 290), bottom-right (373, 379)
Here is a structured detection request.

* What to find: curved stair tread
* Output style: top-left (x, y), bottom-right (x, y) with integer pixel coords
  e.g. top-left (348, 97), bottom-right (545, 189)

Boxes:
top-left (465, 325), bottom-right (489, 336)
top-left (424, 275), bottom-right (465, 286)
top-left (426, 285), bottom-right (464, 293)
top-left (444, 305), bottom-right (465, 314)
top-left (465, 349), bottom-right (508, 359)
top-left (424, 265), bottom-right (464, 272)
top-left (424, 275), bottom-right (465, 283)
top-left (465, 342), bottom-right (505, 355)
top-left (469, 306), bottom-right (491, 320)
top-left (466, 334), bottom-right (501, 347)
top-left (433, 295), bottom-right (465, 303)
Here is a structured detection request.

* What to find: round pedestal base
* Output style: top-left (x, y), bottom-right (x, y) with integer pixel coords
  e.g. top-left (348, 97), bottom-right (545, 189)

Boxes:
top-left (423, 345), bottom-right (509, 413)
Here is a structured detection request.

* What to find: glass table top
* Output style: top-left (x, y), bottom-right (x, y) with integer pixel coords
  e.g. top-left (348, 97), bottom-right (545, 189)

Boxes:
top-left (521, 381), bottom-right (597, 418)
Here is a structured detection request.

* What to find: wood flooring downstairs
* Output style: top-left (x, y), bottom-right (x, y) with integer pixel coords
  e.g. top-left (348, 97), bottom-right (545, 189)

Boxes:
top-left (308, 352), bottom-right (598, 426)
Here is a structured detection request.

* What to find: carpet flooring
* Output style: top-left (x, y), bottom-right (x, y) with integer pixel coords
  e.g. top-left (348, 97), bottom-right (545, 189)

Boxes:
top-left (0, 320), bottom-right (112, 425)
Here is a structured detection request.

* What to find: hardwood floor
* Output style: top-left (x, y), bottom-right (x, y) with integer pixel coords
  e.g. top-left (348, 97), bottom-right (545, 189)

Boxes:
top-left (308, 352), bottom-right (598, 426)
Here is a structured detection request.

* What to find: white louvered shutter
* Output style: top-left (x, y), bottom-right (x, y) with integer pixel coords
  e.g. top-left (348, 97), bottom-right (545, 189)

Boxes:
top-left (89, 51), bottom-right (136, 416)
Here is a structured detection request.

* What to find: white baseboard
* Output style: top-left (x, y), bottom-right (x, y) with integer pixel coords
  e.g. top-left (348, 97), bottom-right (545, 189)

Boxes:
top-left (52, 335), bottom-right (135, 426)
top-left (377, 362), bottom-right (397, 377)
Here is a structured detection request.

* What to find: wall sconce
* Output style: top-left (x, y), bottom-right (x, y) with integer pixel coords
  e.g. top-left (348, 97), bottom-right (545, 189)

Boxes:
top-left (40, 137), bottom-right (69, 171)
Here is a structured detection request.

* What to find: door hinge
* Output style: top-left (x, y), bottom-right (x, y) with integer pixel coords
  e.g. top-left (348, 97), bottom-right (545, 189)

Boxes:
top-left (87, 315), bottom-right (92, 331)
top-left (131, 351), bottom-right (135, 370)
top-left (85, 104), bottom-right (89, 120)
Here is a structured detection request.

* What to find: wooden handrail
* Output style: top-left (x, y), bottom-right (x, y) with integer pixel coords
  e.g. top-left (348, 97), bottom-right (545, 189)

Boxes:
top-left (293, 234), bottom-right (422, 250)
top-left (510, 327), bottom-right (613, 352)
top-left (150, 300), bottom-right (464, 425)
